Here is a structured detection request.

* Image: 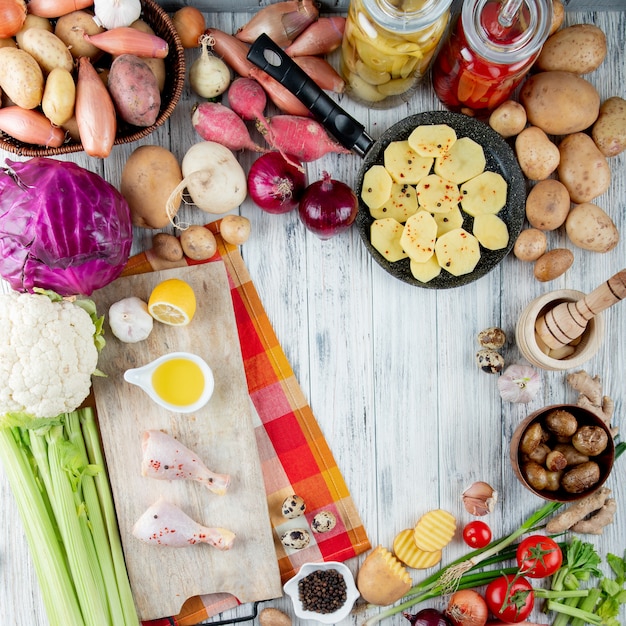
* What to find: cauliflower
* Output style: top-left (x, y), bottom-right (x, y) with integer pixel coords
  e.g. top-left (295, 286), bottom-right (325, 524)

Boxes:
top-left (0, 291), bottom-right (102, 420)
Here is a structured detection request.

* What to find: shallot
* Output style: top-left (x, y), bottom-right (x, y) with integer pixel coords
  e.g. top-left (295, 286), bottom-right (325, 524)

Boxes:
top-left (497, 364), bottom-right (542, 403)
top-left (84, 27), bottom-right (169, 58)
top-left (0, 107), bottom-right (65, 148)
top-left (285, 16), bottom-right (346, 56)
top-left (172, 6), bottom-right (206, 48)
top-left (190, 33), bottom-right (231, 98)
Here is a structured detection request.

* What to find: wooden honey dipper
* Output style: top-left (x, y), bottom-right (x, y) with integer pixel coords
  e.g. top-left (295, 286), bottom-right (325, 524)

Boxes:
top-left (535, 269), bottom-right (626, 350)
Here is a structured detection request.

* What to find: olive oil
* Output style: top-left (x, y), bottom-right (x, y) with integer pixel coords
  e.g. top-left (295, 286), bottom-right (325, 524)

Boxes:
top-left (151, 357), bottom-right (205, 407)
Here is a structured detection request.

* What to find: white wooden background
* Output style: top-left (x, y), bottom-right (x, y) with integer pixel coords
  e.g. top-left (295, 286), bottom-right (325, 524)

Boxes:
top-left (1, 9), bottom-right (624, 626)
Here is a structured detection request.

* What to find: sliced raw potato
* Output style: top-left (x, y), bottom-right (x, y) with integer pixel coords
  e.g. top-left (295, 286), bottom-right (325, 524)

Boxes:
top-left (370, 182), bottom-right (418, 221)
top-left (393, 528), bottom-right (442, 569)
top-left (408, 123), bottom-right (457, 157)
top-left (460, 171), bottom-right (508, 216)
top-left (415, 174), bottom-right (461, 213)
top-left (435, 228), bottom-right (481, 277)
top-left (371, 218), bottom-right (408, 262)
top-left (362, 165), bottom-right (393, 210)
top-left (473, 213), bottom-right (510, 250)
top-left (400, 210), bottom-right (437, 262)
top-left (432, 206), bottom-right (464, 237)
top-left (410, 255), bottom-right (442, 283)
top-left (384, 140), bottom-right (434, 184)
top-left (434, 136), bottom-right (486, 184)
top-left (356, 545), bottom-right (412, 606)
top-left (412, 509), bottom-right (457, 552)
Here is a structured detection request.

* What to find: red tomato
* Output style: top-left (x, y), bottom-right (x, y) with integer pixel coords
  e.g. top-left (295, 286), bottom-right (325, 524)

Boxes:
top-left (462, 521), bottom-right (492, 549)
top-left (516, 535), bottom-right (563, 578)
top-left (485, 573), bottom-right (534, 624)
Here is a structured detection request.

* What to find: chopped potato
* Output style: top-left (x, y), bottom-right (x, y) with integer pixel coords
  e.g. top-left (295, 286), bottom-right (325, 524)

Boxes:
top-left (416, 174), bottom-right (461, 213)
top-left (432, 206), bottom-right (464, 237)
top-left (370, 182), bottom-right (418, 221)
top-left (473, 213), bottom-right (509, 250)
top-left (434, 137), bottom-right (486, 183)
top-left (384, 140), bottom-right (434, 184)
top-left (412, 509), bottom-right (457, 552)
top-left (408, 123), bottom-right (457, 157)
top-left (362, 165), bottom-right (393, 210)
top-left (460, 171), bottom-right (508, 216)
top-left (400, 211), bottom-right (438, 262)
top-left (435, 228), bottom-right (481, 276)
top-left (410, 255), bottom-right (442, 283)
top-left (393, 528), bottom-right (442, 569)
top-left (370, 218), bottom-right (408, 262)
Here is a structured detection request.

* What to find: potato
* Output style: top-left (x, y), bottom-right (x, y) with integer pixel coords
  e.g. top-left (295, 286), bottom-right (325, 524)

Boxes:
top-left (15, 15), bottom-right (53, 47)
top-left (400, 211), bottom-right (437, 262)
top-left (434, 228), bottom-right (481, 277)
top-left (152, 233), bottom-right (183, 262)
top-left (536, 24), bottom-right (607, 75)
top-left (220, 214), bottom-right (251, 245)
top-left (54, 10), bottom-right (105, 60)
top-left (384, 140), bottom-right (433, 184)
top-left (0, 47), bottom-right (44, 109)
top-left (356, 546), bottom-right (412, 606)
top-left (142, 57), bottom-right (166, 92)
top-left (472, 214), bottom-right (509, 250)
top-left (0, 38), bottom-right (18, 49)
top-left (459, 171), bottom-right (507, 216)
top-left (362, 165), bottom-right (393, 210)
top-left (545, 409), bottom-right (578, 437)
top-left (549, 0), bottom-right (565, 34)
top-left (525, 179), bottom-right (570, 231)
top-left (370, 182), bottom-right (418, 221)
top-left (434, 136), bottom-right (486, 184)
top-left (572, 425), bottom-right (608, 456)
top-left (108, 54), bottom-right (160, 127)
top-left (408, 123), bottom-right (457, 157)
top-left (514, 228), bottom-right (547, 261)
top-left (533, 248), bottom-right (574, 282)
top-left (41, 67), bottom-right (75, 126)
top-left (592, 96), bottom-right (626, 157)
top-left (561, 461), bottom-right (600, 494)
top-left (522, 461), bottom-right (548, 491)
top-left (515, 126), bottom-right (560, 181)
top-left (121, 145), bottom-right (184, 229)
top-left (433, 206), bottom-right (463, 237)
top-left (410, 255), bottom-right (441, 283)
top-left (488, 100), bottom-right (527, 138)
top-left (180, 225), bottom-right (218, 261)
top-left (416, 174), bottom-right (461, 213)
top-left (557, 133), bottom-right (611, 203)
top-left (565, 202), bottom-right (619, 253)
top-left (19, 28), bottom-right (73, 75)
top-left (370, 218), bottom-right (408, 262)
top-left (519, 71), bottom-right (600, 135)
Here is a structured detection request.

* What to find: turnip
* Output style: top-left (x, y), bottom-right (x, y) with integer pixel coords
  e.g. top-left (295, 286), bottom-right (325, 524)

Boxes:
top-left (191, 101), bottom-right (266, 153)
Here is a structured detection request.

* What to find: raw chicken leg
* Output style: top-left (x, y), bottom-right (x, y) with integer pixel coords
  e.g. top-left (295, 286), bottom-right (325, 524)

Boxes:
top-left (141, 430), bottom-right (230, 495)
top-left (133, 497), bottom-right (236, 550)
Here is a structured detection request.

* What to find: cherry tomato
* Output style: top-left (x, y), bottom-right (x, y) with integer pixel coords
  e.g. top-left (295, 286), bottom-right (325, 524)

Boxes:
top-left (462, 521), bottom-right (492, 549)
top-left (485, 573), bottom-right (534, 624)
top-left (516, 535), bottom-right (563, 578)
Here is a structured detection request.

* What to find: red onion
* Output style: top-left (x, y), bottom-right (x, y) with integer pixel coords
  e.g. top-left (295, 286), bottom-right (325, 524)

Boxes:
top-left (403, 609), bottom-right (453, 626)
top-left (247, 152), bottom-right (307, 214)
top-left (298, 172), bottom-right (358, 239)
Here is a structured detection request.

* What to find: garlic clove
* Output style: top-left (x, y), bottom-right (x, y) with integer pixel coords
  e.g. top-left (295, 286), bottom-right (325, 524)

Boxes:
top-left (462, 481), bottom-right (498, 516)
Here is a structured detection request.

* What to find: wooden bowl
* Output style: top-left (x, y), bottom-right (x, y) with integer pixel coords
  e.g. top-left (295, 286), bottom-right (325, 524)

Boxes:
top-left (510, 404), bottom-right (615, 502)
top-left (515, 289), bottom-right (604, 371)
top-left (0, 0), bottom-right (185, 157)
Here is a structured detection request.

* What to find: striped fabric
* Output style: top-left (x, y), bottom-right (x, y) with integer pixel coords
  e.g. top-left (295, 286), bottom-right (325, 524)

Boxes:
top-left (122, 221), bottom-right (370, 626)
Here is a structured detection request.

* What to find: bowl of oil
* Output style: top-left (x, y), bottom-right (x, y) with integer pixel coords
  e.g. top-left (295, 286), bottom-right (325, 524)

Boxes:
top-left (124, 352), bottom-right (214, 413)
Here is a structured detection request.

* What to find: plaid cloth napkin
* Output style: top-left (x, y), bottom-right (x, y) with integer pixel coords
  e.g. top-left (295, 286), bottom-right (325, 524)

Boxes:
top-left (121, 221), bottom-right (370, 626)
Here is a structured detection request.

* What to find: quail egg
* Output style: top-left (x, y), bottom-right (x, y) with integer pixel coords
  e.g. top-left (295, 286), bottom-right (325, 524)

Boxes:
top-left (281, 495), bottom-right (306, 519)
top-left (311, 511), bottom-right (337, 533)
top-left (281, 529), bottom-right (311, 550)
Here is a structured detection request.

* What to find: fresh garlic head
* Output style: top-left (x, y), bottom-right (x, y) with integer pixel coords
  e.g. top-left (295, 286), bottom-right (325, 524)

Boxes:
top-left (94, 0), bottom-right (142, 29)
top-left (108, 296), bottom-right (154, 343)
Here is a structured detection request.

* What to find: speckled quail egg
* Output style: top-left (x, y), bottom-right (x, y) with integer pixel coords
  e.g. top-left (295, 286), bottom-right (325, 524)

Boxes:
top-left (311, 511), bottom-right (337, 533)
top-left (476, 349), bottom-right (505, 374)
top-left (280, 529), bottom-right (311, 550)
top-left (477, 326), bottom-right (506, 350)
top-left (281, 495), bottom-right (306, 519)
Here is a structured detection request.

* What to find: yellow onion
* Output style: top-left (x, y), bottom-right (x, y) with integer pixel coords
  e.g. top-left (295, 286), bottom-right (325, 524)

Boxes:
top-left (0, 0), bottom-right (27, 38)
top-left (172, 6), bottom-right (206, 48)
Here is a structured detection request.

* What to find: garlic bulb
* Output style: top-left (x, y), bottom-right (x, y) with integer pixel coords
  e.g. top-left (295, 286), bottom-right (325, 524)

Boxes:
top-left (462, 481), bottom-right (498, 516)
top-left (497, 364), bottom-right (542, 403)
top-left (108, 296), bottom-right (153, 343)
top-left (94, 0), bottom-right (141, 30)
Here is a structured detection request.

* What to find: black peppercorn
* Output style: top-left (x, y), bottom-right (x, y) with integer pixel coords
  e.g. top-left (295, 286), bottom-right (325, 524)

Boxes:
top-left (298, 568), bottom-right (347, 614)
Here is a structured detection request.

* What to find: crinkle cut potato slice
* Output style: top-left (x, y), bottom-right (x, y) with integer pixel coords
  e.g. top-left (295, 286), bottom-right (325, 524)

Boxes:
top-left (393, 528), bottom-right (442, 569)
top-left (434, 136), bottom-right (487, 184)
top-left (408, 123), bottom-right (457, 157)
top-left (384, 140), bottom-right (434, 185)
top-left (412, 509), bottom-right (457, 552)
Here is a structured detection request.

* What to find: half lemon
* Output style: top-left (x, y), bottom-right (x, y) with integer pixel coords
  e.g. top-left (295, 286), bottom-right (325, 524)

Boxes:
top-left (148, 278), bottom-right (197, 326)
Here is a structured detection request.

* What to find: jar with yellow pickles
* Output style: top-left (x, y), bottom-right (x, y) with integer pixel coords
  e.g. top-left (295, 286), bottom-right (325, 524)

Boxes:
top-left (341, 0), bottom-right (453, 108)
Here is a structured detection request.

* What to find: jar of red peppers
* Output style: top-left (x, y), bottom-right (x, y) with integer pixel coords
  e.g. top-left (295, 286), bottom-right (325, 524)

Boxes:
top-left (341, 0), bottom-right (453, 108)
top-left (431, 0), bottom-right (552, 112)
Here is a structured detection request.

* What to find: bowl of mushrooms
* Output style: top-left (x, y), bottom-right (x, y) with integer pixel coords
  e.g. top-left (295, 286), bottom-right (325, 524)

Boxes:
top-left (510, 404), bottom-right (615, 502)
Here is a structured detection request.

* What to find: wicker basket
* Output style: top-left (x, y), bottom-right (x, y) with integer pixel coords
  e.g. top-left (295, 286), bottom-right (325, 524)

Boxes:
top-left (0, 0), bottom-right (185, 157)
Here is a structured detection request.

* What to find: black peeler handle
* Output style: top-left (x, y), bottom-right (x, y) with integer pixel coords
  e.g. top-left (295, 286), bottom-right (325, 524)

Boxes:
top-left (247, 33), bottom-right (374, 157)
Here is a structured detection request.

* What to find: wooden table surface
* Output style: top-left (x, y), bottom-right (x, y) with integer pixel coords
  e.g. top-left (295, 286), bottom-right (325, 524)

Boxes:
top-left (1, 8), bottom-right (624, 626)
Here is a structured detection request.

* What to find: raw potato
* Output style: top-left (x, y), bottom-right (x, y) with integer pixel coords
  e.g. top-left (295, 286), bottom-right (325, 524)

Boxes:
top-left (515, 126), bottom-right (560, 181)
top-left (433, 206), bottom-right (463, 237)
top-left (536, 24), bottom-right (607, 75)
top-left (488, 100), bottom-right (527, 138)
top-left (400, 211), bottom-right (437, 262)
top-left (435, 228), bottom-right (481, 277)
top-left (362, 165), bottom-right (393, 210)
top-left (19, 28), bottom-right (74, 75)
top-left (259, 608), bottom-right (292, 626)
top-left (370, 218), bottom-right (408, 262)
top-left (433, 136), bottom-right (486, 184)
top-left (393, 528), bottom-right (442, 569)
top-left (557, 133), bottom-right (611, 203)
top-left (408, 123), bottom-right (457, 157)
top-left (220, 214), bottom-right (251, 245)
top-left (121, 145), bottom-right (184, 229)
top-left (565, 202), bottom-right (619, 253)
top-left (180, 225), bottom-right (218, 261)
top-left (356, 545), bottom-right (412, 606)
top-left (459, 171), bottom-right (507, 216)
top-left (55, 10), bottom-right (105, 60)
top-left (520, 71), bottom-right (600, 135)
top-left (472, 214), bottom-right (509, 250)
top-left (0, 47), bottom-right (44, 109)
top-left (152, 232), bottom-right (183, 262)
top-left (384, 140), bottom-right (433, 184)
top-left (370, 183), bottom-right (418, 222)
top-left (533, 248), bottom-right (574, 282)
top-left (592, 96), bottom-right (626, 157)
top-left (41, 67), bottom-right (75, 126)
top-left (412, 509), bottom-right (456, 552)
top-left (525, 179), bottom-right (570, 231)
top-left (410, 255), bottom-right (441, 283)
top-left (416, 174), bottom-right (461, 213)
top-left (549, 0), bottom-right (565, 34)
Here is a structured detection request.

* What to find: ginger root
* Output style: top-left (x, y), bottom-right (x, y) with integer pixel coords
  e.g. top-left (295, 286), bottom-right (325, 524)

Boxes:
top-left (566, 370), bottom-right (617, 437)
top-left (545, 486), bottom-right (612, 533)
top-left (570, 498), bottom-right (617, 535)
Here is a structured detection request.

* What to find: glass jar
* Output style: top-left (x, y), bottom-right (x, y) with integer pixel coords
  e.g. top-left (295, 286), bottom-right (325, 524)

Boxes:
top-left (341, 0), bottom-right (453, 109)
top-left (432, 0), bottom-right (552, 112)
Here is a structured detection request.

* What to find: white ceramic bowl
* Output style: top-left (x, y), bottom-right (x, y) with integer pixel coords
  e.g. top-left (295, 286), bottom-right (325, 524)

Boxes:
top-left (283, 561), bottom-right (360, 624)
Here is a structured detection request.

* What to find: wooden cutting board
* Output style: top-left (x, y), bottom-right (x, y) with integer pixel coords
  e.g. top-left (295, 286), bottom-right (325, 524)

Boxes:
top-left (91, 263), bottom-right (282, 621)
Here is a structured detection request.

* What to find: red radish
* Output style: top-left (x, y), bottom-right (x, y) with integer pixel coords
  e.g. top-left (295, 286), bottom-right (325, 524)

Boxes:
top-left (191, 102), bottom-right (266, 153)
top-left (0, 107), bottom-right (65, 148)
top-left (227, 77), bottom-right (271, 133)
top-left (293, 56), bottom-right (345, 93)
top-left (263, 115), bottom-right (351, 162)
top-left (285, 17), bottom-right (346, 57)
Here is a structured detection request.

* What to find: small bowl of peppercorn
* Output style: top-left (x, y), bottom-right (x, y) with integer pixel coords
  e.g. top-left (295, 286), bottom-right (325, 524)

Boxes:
top-left (283, 561), bottom-right (360, 624)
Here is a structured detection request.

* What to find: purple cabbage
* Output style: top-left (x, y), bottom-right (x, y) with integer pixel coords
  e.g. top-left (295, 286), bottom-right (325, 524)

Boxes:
top-left (0, 157), bottom-right (133, 296)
